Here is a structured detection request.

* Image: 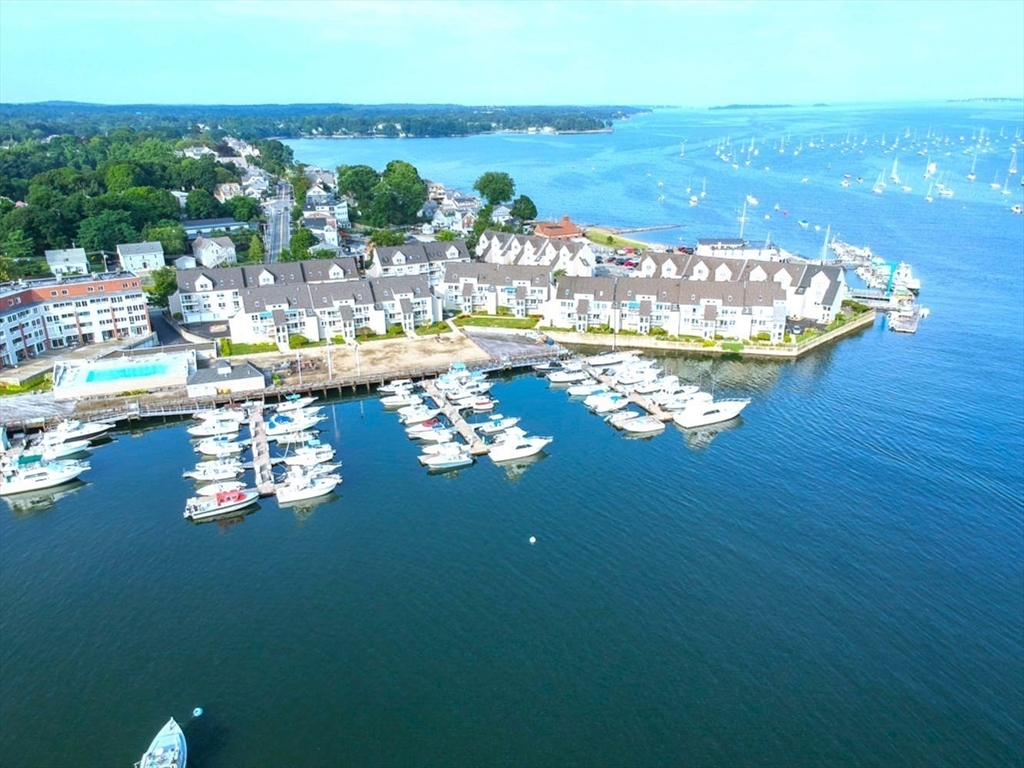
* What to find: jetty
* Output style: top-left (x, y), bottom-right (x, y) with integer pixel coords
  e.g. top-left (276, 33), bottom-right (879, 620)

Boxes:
top-left (247, 403), bottom-right (276, 496)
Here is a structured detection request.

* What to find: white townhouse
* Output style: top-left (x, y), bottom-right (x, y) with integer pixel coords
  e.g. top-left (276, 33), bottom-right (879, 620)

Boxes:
top-left (0, 272), bottom-right (150, 367)
top-left (44, 248), bottom-right (90, 277)
top-left (366, 240), bottom-right (471, 287)
top-left (303, 196), bottom-right (350, 229)
top-left (545, 275), bottom-right (790, 342)
top-left (476, 231), bottom-right (596, 277)
top-left (116, 241), bottom-right (165, 274)
top-left (438, 263), bottom-right (552, 317)
top-left (213, 183), bottom-right (243, 203)
top-left (192, 236), bottom-right (237, 268)
top-left (171, 258), bottom-right (360, 325)
top-left (303, 216), bottom-right (340, 248)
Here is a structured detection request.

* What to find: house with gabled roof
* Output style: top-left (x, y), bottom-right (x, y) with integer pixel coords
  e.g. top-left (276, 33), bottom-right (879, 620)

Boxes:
top-left (438, 263), bottom-right (552, 317)
top-left (366, 240), bottom-right (471, 287)
top-left (116, 241), bottom-right (165, 273)
top-left (533, 216), bottom-right (582, 241)
top-left (476, 230), bottom-right (596, 277)
top-left (44, 248), bottom-right (90, 277)
top-left (192, 236), bottom-right (237, 268)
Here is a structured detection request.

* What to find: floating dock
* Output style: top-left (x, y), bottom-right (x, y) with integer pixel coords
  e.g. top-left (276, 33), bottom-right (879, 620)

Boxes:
top-left (581, 361), bottom-right (674, 422)
top-left (420, 381), bottom-right (490, 455)
top-left (246, 404), bottom-right (277, 495)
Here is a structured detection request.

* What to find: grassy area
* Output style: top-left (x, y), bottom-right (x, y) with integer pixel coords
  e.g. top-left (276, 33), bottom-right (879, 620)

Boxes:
top-left (585, 227), bottom-right (653, 251)
top-left (356, 324), bottom-right (407, 342)
top-left (415, 321), bottom-right (451, 336)
top-left (453, 314), bottom-right (540, 329)
top-left (0, 376), bottom-right (53, 396)
top-left (222, 341), bottom-right (278, 356)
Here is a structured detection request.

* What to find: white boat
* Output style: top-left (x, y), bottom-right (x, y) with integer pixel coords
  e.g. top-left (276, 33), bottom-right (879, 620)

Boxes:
top-left (606, 410), bottom-right (640, 429)
top-left (547, 368), bottom-right (590, 384)
top-left (585, 392), bottom-right (629, 414)
top-left (0, 457), bottom-right (90, 495)
top-left (745, 194), bottom-right (759, 206)
top-left (405, 418), bottom-right (445, 436)
top-left (414, 427), bottom-right (455, 444)
top-left (183, 461), bottom-right (243, 482)
top-left (43, 419), bottom-right (112, 444)
top-left (194, 436), bottom-right (249, 457)
top-left (274, 430), bottom-right (319, 446)
top-left (566, 381), bottom-right (605, 397)
top-left (398, 407), bottom-right (442, 425)
top-left (282, 442), bottom-right (335, 467)
top-left (187, 419), bottom-right (240, 438)
top-left (137, 717), bottom-right (187, 768)
top-left (621, 415), bottom-right (667, 435)
top-left (474, 415), bottom-right (520, 435)
top-left (488, 428), bottom-right (552, 463)
top-left (275, 473), bottom-right (340, 504)
top-left (652, 383), bottom-right (699, 406)
top-left (672, 393), bottom-right (751, 429)
top-left (585, 350), bottom-right (640, 367)
top-left (633, 375), bottom-right (679, 396)
top-left (195, 480), bottom-right (246, 497)
top-left (265, 413), bottom-right (321, 439)
top-left (276, 394), bottom-right (318, 413)
top-left (192, 406), bottom-right (246, 422)
top-left (422, 450), bottom-right (474, 470)
top-left (471, 397), bottom-right (498, 412)
top-left (378, 379), bottom-right (414, 394)
top-left (23, 437), bottom-right (93, 460)
top-left (184, 488), bottom-right (260, 521)
top-left (380, 392), bottom-right (422, 409)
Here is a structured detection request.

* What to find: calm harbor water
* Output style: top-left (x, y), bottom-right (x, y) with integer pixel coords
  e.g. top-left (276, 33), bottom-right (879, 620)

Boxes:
top-left (2, 104), bottom-right (1022, 767)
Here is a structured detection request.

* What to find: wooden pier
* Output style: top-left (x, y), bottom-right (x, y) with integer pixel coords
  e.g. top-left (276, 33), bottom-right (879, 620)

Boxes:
top-left (246, 404), bottom-right (277, 496)
top-left (420, 380), bottom-right (490, 456)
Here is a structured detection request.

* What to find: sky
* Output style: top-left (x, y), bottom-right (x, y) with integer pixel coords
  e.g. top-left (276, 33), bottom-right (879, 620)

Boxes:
top-left (0, 0), bottom-right (1022, 107)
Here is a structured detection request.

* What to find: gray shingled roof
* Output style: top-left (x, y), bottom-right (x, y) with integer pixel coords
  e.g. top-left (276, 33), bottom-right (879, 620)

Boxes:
top-left (188, 361), bottom-right (265, 386)
top-left (117, 241), bottom-right (164, 256)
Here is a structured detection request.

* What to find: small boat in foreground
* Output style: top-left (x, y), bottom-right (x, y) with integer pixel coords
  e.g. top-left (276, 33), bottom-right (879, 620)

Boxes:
top-left (184, 488), bottom-right (260, 521)
top-left (137, 717), bottom-right (186, 768)
top-left (275, 473), bottom-right (341, 504)
top-left (0, 457), bottom-right (90, 495)
top-left (276, 394), bottom-right (318, 413)
top-left (621, 415), bottom-right (667, 435)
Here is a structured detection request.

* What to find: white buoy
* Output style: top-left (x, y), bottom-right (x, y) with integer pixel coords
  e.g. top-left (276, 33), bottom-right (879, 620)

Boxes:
top-left (529, 536), bottom-right (536, 545)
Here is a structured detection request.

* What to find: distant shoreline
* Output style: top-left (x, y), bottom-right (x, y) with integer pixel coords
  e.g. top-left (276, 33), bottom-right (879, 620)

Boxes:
top-left (282, 127), bottom-right (614, 141)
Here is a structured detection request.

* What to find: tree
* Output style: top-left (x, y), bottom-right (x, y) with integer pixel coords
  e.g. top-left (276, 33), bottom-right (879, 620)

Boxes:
top-left (466, 204), bottom-right (493, 253)
top-left (76, 210), bottom-right (138, 253)
top-left (286, 228), bottom-right (317, 261)
top-left (247, 233), bottom-right (266, 263)
top-left (369, 228), bottom-right (406, 247)
top-left (435, 229), bottom-right (456, 242)
top-left (104, 163), bottom-right (143, 194)
top-left (225, 195), bottom-right (259, 222)
top-left (1, 229), bottom-right (35, 260)
top-left (381, 160), bottom-right (427, 224)
top-left (474, 172), bottom-right (515, 206)
top-left (147, 266), bottom-right (178, 308)
top-left (511, 194), bottom-right (537, 221)
top-left (185, 189), bottom-right (223, 220)
top-left (336, 164), bottom-right (380, 204)
top-left (310, 249), bottom-right (336, 260)
top-left (142, 222), bottom-right (187, 255)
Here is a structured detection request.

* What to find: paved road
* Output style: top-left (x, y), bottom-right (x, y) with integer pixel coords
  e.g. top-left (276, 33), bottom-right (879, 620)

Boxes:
top-left (148, 309), bottom-right (185, 346)
top-left (263, 181), bottom-right (293, 262)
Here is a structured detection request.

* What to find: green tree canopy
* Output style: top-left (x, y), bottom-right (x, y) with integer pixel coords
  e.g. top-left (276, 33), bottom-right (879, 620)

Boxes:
top-left (286, 227), bottom-right (317, 261)
top-left (336, 164), bottom-right (380, 203)
top-left (147, 266), bottom-right (178, 308)
top-left (142, 222), bottom-right (187, 256)
top-left (1, 228), bottom-right (35, 260)
top-left (474, 172), bottom-right (515, 206)
top-left (225, 195), bottom-right (259, 222)
top-left (77, 210), bottom-right (138, 253)
top-left (369, 228), bottom-right (406, 247)
top-left (435, 229), bottom-right (456, 242)
top-left (511, 194), bottom-right (538, 221)
top-left (246, 233), bottom-right (266, 263)
top-left (185, 189), bottom-right (224, 220)
top-left (104, 163), bottom-right (144, 193)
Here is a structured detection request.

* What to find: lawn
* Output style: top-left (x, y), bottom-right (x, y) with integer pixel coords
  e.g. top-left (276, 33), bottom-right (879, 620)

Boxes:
top-left (453, 315), bottom-right (541, 329)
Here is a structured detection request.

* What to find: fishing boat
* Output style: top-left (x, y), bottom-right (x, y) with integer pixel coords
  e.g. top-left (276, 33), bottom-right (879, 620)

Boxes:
top-left (474, 415), bottom-right (520, 436)
top-left (405, 418), bottom-right (444, 436)
top-left (265, 413), bottom-right (322, 440)
top-left (282, 441), bottom-right (335, 467)
top-left (136, 717), bottom-right (187, 768)
top-left (605, 410), bottom-right (640, 429)
top-left (275, 473), bottom-right (341, 504)
top-left (566, 381), bottom-right (605, 397)
top-left (194, 480), bottom-right (246, 497)
top-left (22, 437), bottom-right (93, 461)
top-left (186, 419), bottom-right (240, 438)
top-left (0, 456), bottom-right (90, 495)
top-left (184, 488), bottom-right (260, 521)
top-left (380, 391), bottom-right (422, 409)
top-left (488, 428), bottom-right (552, 463)
top-left (378, 379), bottom-right (414, 394)
top-left (192, 406), bottom-right (246, 422)
top-left (547, 368), bottom-right (590, 385)
top-left (43, 419), bottom-right (112, 444)
top-left (672, 393), bottom-right (751, 429)
top-left (194, 436), bottom-right (249, 456)
top-left (276, 394), bottom-right (318, 413)
top-left (182, 461), bottom-right (243, 482)
top-left (621, 415), bottom-right (667, 435)
top-left (418, 443), bottom-right (474, 470)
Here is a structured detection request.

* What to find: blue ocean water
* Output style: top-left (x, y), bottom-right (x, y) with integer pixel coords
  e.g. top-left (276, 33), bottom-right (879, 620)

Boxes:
top-left (1, 104), bottom-right (1022, 767)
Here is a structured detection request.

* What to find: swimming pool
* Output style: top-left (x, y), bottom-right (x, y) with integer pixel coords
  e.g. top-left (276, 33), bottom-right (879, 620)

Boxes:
top-left (53, 351), bottom-right (195, 401)
top-left (85, 362), bottom-right (175, 383)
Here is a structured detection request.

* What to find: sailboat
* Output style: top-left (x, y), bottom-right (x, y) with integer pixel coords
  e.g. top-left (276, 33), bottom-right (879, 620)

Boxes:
top-left (990, 171), bottom-right (1002, 189)
top-left (872, 171), bottom-right (886, 194)
top-left (1009, 149), bottom-right (1018, 176)
top-left (700, 178), bottom-right (707, 198)
top-left (890, 158), bottom-right (901, 184)
top-left (967, 152), bottom-right (977, 181)
top-left (924, 183), bottom-right (934, 203)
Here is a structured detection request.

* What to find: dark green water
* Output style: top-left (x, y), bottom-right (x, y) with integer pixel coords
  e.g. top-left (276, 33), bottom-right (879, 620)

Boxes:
top-left (2, 104), bottom-right (1023, 766)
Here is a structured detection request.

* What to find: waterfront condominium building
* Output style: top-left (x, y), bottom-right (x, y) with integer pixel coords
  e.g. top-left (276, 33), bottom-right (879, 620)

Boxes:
top-left (0, 272), bottom-right (151, 368)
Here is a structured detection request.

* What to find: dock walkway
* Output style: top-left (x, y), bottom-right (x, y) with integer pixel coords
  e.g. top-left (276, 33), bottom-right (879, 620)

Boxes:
top-left (246, 404), bottom-right (276, 496)
top-left (420, 380), bottom-right (490, 456)
top-left (582, 362), bottom-right (674, 422)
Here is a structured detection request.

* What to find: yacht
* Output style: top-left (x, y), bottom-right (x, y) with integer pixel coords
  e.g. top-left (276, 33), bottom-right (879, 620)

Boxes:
top-left (187, 419), bottom-right (241, 438)
top-left (192, 406), bottom-right (246, 422)
top-left (418, 443), bottom-right (474, 470)
top-left (585, 392), bottom-right (629, 414)
top-left (410, 426), bottom-right (455, 443)
top-left (274, 430), bottom-right (319, 446)
top-left (183, 461), bottom-right (243, 482)
top-left (184, 488), bottom-right (260, 521)
top-left (487, 428), bottom-right (552, 463)
top-left (137, 717), bottom-right (187, 768)
top-left (23, 437), bottom-right (93, 461)
top-left (566, 381), bottom-right (605, 397)
top-left (474, 415), bottom-right (521, 435)
top-left (195, 480), bottom-right (246, 497)
top-left (672, 393), bottom-right (751, 429)
top-left (194, 436), bottom-right (249, 457)
top-left (0, 457), bottom-right (90, 495)
top-left (585, 350), bottom-right (640, 367)
top-left (380, 391), bottom-right (422, 409)
top-left (621, 415), bottom-right (667, 435)
top-left (605, 410), bottom-right (640, 429)
top-left (282, 441), bottom-right (335, 467)
top-left (43, 419), bottom-right (112, 444)
top-left (405, 418), bottom-right (445, 436)
top-left (265, 413), bottom-right (322, 440)
top-left (275, 473), bottom-right (341, 504)
top-left (378, 379), bottom-right (414, 394)
top-left (547, 367), bottom-right (590, 384)
top-left (276, 394), bottom-right (318, 413)
top-left (397, 405), bottom-right (441, 424)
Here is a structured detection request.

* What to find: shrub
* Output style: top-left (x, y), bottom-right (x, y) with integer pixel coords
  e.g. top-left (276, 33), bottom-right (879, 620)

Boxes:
top-left (649, 326), bottom-right (668, 337)
top-left (755, 332), bottom-right (771, 341)
top-left (496, 306), bottom-right (512, 316)
top-left (219, 338), bottom-right (232, 356)
top-left (288, 334), bottom-right (310, 349)
top-left (701, 339), bottom-right (716, 347)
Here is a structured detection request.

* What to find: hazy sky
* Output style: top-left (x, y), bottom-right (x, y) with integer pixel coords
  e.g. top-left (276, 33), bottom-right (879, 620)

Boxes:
top-left (1, 0), bottom-right (1022, 106)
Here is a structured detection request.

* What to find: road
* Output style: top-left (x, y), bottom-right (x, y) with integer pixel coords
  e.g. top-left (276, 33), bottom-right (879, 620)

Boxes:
top-left (263, 181), bottom-right (293, 262)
